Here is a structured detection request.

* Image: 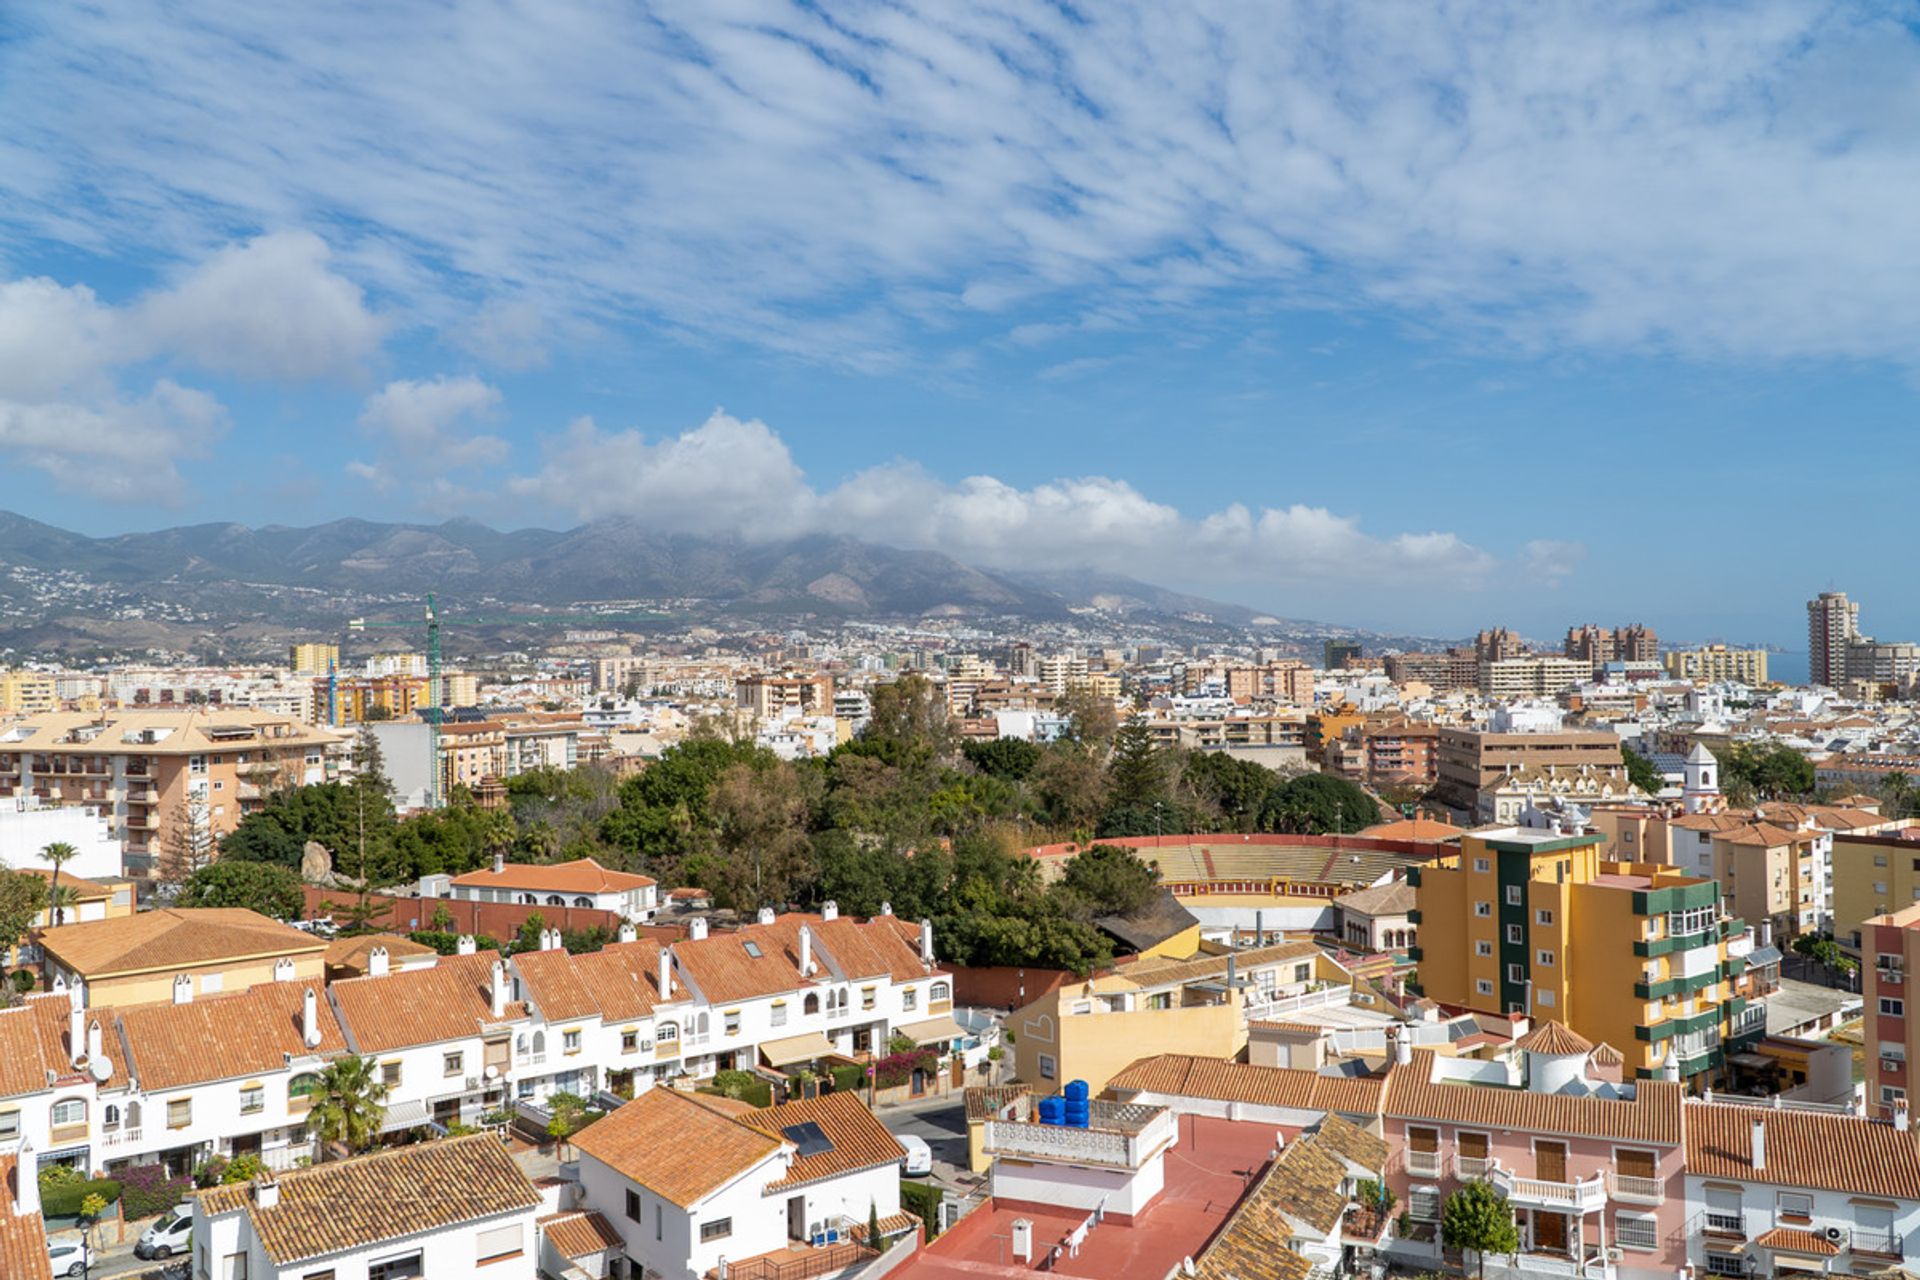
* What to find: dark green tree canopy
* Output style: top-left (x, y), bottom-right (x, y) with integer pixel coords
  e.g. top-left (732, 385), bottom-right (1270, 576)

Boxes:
top-left (177, 860), bottom-right (306, 920)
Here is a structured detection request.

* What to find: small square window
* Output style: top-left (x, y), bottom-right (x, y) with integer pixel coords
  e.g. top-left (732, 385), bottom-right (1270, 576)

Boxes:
top-left (723, 1012), bottom-right (741, 1036)
top-left (239, 1085), bottom-right (264, 1115)
top-left (444, 1052), bottom-right (463, 1077)
top-left (1537, 950), bottom-right (1554, 966)
top-left (1505, 886), bottom-right (1523, 906)
top-left (1039, 1053), bottom-right (1057, 1080)
top-left (1535, 908), bottom-right (1554, 926)
top-left (1507, 963), bottom-right (1525, 983)
top-left (1474, 902), bottom-right (1492, 918)
top-left (1476, 979), bottom-right (1494, 996)
top-left (381, 1062), bottom-right (402, 1088)
top-left (563, 1029), bottom-right (582, 1053)
top-left (621, 1030), bottom-right (639, 1053)
top-left (1506, 924), bottom-right (1523, 944)
top-left (1473, 858), bottom-right (1490, 873)
top-left (1475, 941), bottom-right (1493, 957)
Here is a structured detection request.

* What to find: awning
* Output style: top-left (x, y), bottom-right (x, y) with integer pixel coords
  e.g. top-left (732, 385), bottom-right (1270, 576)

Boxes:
top-left (760, 1032), bottom-right (837, 1067)
top-left (1730, 1052), bottom-right (1775, 1068)
top-left (895, 1015), bottom-right (966, 1047)
top-left (381, 1099), bottom-right (435, 1133)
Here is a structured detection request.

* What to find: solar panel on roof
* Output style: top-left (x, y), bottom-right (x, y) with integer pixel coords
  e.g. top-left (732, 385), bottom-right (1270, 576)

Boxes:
top-left (743, 941), bottom-right (762, 958)
top-left (781, 1121), bottom-right (833, 1156)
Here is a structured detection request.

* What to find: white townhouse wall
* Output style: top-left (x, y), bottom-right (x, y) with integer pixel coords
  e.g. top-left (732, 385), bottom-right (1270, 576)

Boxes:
top-left (509, 932), bottom-right (684, 1104)
top-left (440, 855), bottom-right (660, 920)
top-left (191, 1133), bottom-right (542, 1280)
top-left (0, 995), bottom-right (94, 1170)
top-left (573, 1088), bottom-right (907, 1280)
top-left (327, 951), bottom-right (529, 1132)
top-left (1684, 1101), bottom-right (1920, 1278)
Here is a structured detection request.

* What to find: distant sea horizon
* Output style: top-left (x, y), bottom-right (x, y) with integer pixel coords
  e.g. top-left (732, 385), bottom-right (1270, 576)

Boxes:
top-left (1768, 651), bottom-right (1809, 686)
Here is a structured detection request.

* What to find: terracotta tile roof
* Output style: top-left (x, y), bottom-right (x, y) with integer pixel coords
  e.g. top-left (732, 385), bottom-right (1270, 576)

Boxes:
top-left (1330, 882), bottom-right (1415, 917)
top-left (0, 1153), bottom-right (52, 1280)
top-left (1383, 1051), bottom-right (1683, 1145)
top-left (1107, 1054), bottom-right (1384, 1117)
top-left (197, 1132), bottom-right (539, 1264)
top-left (1752, 1225), bottom-right (1841, 1256)
top-left (449, 857), bottom-right (655, 893)
top-left (512, 939), bottom-right (678, 1024)
top-left (744, 1091), bottom-right (906, 1190)
top-left (1589, 1042), bottom-right (1624, 1067)
top-left (1516, 1020), bottom-right (1593, 1056)
top-left (1306, 1113), bottom-right (1390, 1173)
top-left (964, 1085), bottom-right (1029, 1123)
top-left (0, 708), bottom-right (337, 755)
top-left (571, 1088), bottom-right (783, 1207)
top-left (1686, 1102), bottom-right (1920, 1199)
top-left (673, 912), bottom-right (936, 1006)
top-left (0, 993), bottom-right (83, 1099)
top-left (15, 869), bottom-right (113, 899)
top-left (118, 981), bottom-right (347, 1091)
top-left (540, 1210), bottom-right (624, 1259)
top-left (40, 907), bottom-right (325, 976)
top-left (324, 933), bottom-right (437, 969)
top-left (1191, 1146), bottom-right (1321, 1280)
top-left (329, 951), bottom-right (527, 1053)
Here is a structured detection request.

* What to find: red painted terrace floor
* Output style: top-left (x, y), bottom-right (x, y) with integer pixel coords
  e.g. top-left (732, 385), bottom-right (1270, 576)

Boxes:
top-left (896, 1115), bottom-right (1288, 1280)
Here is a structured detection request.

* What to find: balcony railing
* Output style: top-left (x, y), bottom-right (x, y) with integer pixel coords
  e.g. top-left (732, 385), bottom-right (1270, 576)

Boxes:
top-left (1405, 1149), bottom-right (1443, 1177)
top-left (1702, 1210), bottom-right (1747, 1239)
top-left (1488, 1165), bottom-right (1608, 1214)
top-left (1454, 1154), bottom-right (1493, 1181)
top-left (1851, 1227), bottom-right (1901, 1258)
top-left (684, 1032), bottom-right (711, 1048)
top-left (1608, 1172), bottom-right (1663, 1204)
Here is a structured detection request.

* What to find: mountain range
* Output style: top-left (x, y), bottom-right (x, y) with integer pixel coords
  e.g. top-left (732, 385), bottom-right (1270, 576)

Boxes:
top-left (0, 511), bottom-right (1446, 659)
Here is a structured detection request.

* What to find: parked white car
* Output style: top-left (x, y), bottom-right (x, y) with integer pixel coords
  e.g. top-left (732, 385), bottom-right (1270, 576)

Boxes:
top-left (47, 1236), bottom-right (93, 1278)
top-left (136, 1204), bottom-right (195, 1258)
top-left (897, 1133), bottom-right (933, 1177)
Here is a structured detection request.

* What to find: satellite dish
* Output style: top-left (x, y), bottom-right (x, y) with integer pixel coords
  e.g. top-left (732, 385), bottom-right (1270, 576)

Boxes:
top-left (304, 1030), bottom-right (322, 1049)
top-left (89, 1058), bottom-right (112, 1083)
top-left (484, 1064), bottom-right (499, 1080)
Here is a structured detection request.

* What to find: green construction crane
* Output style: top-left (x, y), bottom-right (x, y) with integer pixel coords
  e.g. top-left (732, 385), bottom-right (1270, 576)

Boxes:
top-left (347, 594), bottom-right (670, 808)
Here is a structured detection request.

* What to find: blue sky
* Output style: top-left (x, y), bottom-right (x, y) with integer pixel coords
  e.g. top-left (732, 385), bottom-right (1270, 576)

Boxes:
top-left (2, 2), bottom-right (1918, 643)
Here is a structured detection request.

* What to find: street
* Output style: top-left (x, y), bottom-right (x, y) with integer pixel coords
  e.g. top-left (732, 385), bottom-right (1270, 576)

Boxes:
top-left (882, 1096), bottom-right (985, 1207)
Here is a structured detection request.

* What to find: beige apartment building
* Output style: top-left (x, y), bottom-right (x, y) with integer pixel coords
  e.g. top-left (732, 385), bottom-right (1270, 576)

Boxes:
top-left (735, 672), bottom-right (833, 720)
top-left (0, 670), bottom-right (58, 715)
top-left (1433, 725), bottom-right (1623, 816)
top-left (0, 709), bottom-right (339, 872)
top-left (1477, 655), bottom-right (1589, 698)
top-left (1833, 828), bottom-right (1920, 952)
top-left (1662, 644), bottom-right (1769, 684)
top-left (1862, 902), bottom-right (1920, 1116)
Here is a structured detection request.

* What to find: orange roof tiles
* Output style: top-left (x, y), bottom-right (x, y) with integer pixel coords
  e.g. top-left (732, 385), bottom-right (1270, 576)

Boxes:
top-left (0, 1153), bottom-right (52, 1280)
top-left (512, 939), bottom-right (678, 1024)
top-left (570, 1088), bottom-right (783, 1207)
top-left (744, 1091), bottom-right (906, 1190)
top-left (1686, 1102), bottom-right (1920, 1199)
top-left (118, 982), bottom-right (347, 1091)
top-left (673, 912), bottom-right (935, 1005)
top-left (1107, 1054), bottom-right (1384, 1117)
top-left (197, 1132), bottom-right (539, 1264)
top-left (541, 1211), bottom-right (624, 1260)
top-left (40, 907), bottom-right (324, 975)
top-left (329, 951), bottom-right (527, 1052)
top-left (1752, 1226), bottom-right (1841, 1256)
top-left (1383, 1051), bottom-right (1683, 1145)
top-left (449, 857), bottom-right (655, 893)
top-left (324, 933), bottom-right (437, 970)
top-left (1516, 1020), bottom-right (1594, 1056)
top-left (0, 993), bottom-right (81, 1099)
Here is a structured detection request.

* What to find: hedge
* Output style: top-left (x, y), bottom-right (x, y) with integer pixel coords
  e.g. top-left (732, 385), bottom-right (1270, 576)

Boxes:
top-left (829, 1063), bottom-right (867, 1094)
top-left (698, 1080), bottom-right (772, 1108)
top-left (900, 1180), bottom-right (943, 1238)
top-left (41, 1177), bottom-right (121, 1219)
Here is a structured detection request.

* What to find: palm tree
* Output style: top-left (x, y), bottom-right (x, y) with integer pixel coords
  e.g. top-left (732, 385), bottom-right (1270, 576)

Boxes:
top-left (40, 842), bottom-right (77, 926)
top-left (305, 1054), bottom-right (389, 1160)
top-left (45, 884), bottom-right (79, 928)
top-left (1886, 771), bottom-right (1913, 819)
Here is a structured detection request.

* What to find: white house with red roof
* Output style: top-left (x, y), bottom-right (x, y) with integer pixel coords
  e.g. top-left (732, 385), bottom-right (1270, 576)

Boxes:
top-left (432, 854), bottom-right (659, 920)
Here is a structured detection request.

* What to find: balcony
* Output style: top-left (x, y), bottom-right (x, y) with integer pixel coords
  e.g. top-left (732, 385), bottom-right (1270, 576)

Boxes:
top-left (1405, 1149), bottom-right (1443, 1178)
top-left (1608, 1172), bottom-right (1664, 1205)
top-left (1454, 1154), bottom-right (1494, 1181)
top-left (1488, 1165), bottom-right (1608, 1215)
top-left (1701, 1209), bottom-right (1747, 1240)
top-left (1851, 1227), bottom-right (1902, 1259)
top-left (980, 1102), bottom-right (1175, 1170)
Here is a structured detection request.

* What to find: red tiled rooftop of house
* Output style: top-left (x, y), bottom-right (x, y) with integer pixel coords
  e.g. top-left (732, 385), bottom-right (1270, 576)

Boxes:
top-left (895, 1115), bottom-right (1279, 1280)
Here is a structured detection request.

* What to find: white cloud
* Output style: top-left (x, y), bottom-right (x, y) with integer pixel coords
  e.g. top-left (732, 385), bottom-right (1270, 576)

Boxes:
top-left (357, 375), bottom-right (506, 467)
top-left (0, 233), bottom-right (382, 498)
top-left (511, 409), bottom-right (1557, 591)
top-left (4, 3), bottom-right (1917, 367)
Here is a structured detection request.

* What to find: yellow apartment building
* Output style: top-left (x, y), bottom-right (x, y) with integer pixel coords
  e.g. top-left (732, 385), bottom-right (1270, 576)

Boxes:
top-left (1835, 830), bottom-right (1920, 952)
top-left (0, 670), bottom-right (58, 715)
top-left (39, 907), bottom-right (328, 1006)
top-left (288, 642), bottom-right (340, 676)
top-left (1410, 827), bottom-right (1752, 1087)
top-left (1662, 644), bottom-right (1770, 684)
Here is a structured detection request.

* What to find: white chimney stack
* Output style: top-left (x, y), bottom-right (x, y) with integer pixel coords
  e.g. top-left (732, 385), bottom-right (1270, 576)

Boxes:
top-left (368, 945), bottom-right (390, 978)
top-left (1751, 1117), bottom-right (1766, 1170)
top-left (618, 922), bottom-right (637, 944)
top-left (688, 917), bottom-right (709, 942)
top-left (659, 947), bottom-right (674, 998)
top-left (879, 901), bottom-right (892, 917)
top-left (173, 974), bottom-right (192, 1005)
top-left (253, 1177), bottom-right (279, 1210)
top-left (493, 852), bottom-right (506, 875)
top-left (919, 919), bottom-right (934, 965)
top-left (456, 934), bottom-right (477, 956)
top-left (491, 959), bottom-right (509, 1018)
top-left (542, 927), bottom-right (562, 952)
top-left (799, 925), bottom-right (814, 977)
top-left (1898, 1103), bottom-right (1912, 1134)
top-left (757, 907), bottom-right (776, 926)
top-left (14, 1141), bottom-right (39, 1217)
top-left (86, 1019), bottom-right (103, 1065)
top-left (1393, 1029), bottom-right (1412, 1067)
top-left (68, 994), bottom-right (84, 1067)
top-left (821, 900), bottom-right (839, 922)
top-left (302, 987), bottom-right (321, 1049)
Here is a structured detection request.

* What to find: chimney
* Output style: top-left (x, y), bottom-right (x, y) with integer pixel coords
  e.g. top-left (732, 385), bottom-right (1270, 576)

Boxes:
top-left (1394, 1028), bottom-right (1412, 1067)
top-left (368, 946), bottom-right (390, 978)
top-left (659, 947), bottom-right (674, 999)
top-left (1898, 1103), bottom-right (1912, 1134)
top-left (1760, 919), bottom-right (1773, 949)
top-left (821, 900), bottom-right (839, 922)
top-left (757, 907), bottom-right (776, 926)
top-left (879, 901), bottom-right (892, 917)
top-left (1751, 1117), bottom-right (1766, 1170)
top-left (173, 974), bottom-right (192, 1005)
top-left (252, 1177), bottom-right (279, 1210)
top-left (86, 1019), bottom-right (103, 1065)
top-left (1226, 953), bottom-right (1238, 990)
top-left (618, 922), bottom-right (637, 944)
top-left (302, 987), bottom-right (322, 1049)
top-left (542, 927), bottom-right (562, 952)
top-left (492, 851), bottom-right (505, 875)
top-left (688, 917), bottom-right (709, 942)
top-left (919, 919), bottom-right (934, 965)
top-left (13, 1142), bottom-right (39, 1217)
top-left (68, 993), bottom-right (83, 1067)
top-left (799, 925), bottom-right (814, 977)
top-left (456, 934), bottom-right (477, 956)
top-left (1255, 910), bottom-right (1264, 946)
top-left (491, 959), bottom-right (509, 1019)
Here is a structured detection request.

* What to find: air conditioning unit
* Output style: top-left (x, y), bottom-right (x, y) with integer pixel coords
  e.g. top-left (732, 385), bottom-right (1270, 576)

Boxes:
top-left (466, 1075), bottom-right (481, 1090)
top-left (640, 1040), bottom-right (655, 1052)
top-left (1883, 1057), bottom-right (1906, 1072)
top-left (1885, 970), bottom-right (1905, 985)
top-left (1822, 1225), bottom-right (1844, 1243)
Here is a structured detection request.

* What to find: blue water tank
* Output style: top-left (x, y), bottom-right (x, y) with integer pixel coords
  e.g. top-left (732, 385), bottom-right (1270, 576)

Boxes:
top-left (1063, 1099), bottom-right (1090, 1128)
top-left (1064, 1079), bottom-right (1090, 1101)
top-left (1038, 1095), bottom-right (1067, 1126)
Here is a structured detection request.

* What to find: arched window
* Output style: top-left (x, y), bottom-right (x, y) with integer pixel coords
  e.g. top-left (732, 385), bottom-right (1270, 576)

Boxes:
top-left (656, 1022), bottom-right (679, 1043)
top-left (125, 1100), bottom-right (141, 1130)
top-left (930, 981), bottom-right (951, 1003)
top-left (288, 1073), bottom-right (320, 1103)
top-left (103, 1103), bottom-right (120, 1129)
top-left (50, 1097), bottom-right (86, 1128)
top-left (520, 893), bottom-right (537, 905)
top-left (803, 993), bottom-right (820, 1016)
top-left (532, 1030), bottom-right (546, 1056)
top-left (694, 1012), bottom-right (709, 1035)
top-left (574, 896), bottom-right (592, 908)
top-left (546, 895), bottom-right (565, 907)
